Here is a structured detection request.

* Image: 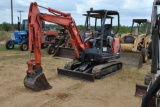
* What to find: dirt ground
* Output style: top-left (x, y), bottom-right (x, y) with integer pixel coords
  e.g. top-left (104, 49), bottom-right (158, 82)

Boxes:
top-left (0, 46), bottom-right (150, 107)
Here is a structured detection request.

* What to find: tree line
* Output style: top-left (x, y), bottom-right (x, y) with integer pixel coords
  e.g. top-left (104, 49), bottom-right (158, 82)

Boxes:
top-left (0, 22), bottom-right (150, 34)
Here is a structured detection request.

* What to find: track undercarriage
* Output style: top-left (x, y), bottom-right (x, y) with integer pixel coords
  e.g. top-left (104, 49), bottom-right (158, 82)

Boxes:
top-left (58, 60), bottom-right (122, 81)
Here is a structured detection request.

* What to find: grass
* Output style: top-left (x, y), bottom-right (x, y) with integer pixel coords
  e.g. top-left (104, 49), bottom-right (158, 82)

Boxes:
top-left (0, 44), bottom-right (150, 86)
top-left (0, 31), bottom-right (11, 42)
top-left (0, 45), bottom-right (20, 51)
top-left (116, 66), bottom-right (150, 84)
top-left (0, 45), bottom-right (6, 51)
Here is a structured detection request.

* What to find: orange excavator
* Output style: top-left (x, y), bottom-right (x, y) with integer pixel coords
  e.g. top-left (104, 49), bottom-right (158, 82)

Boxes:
top-left (24, 2), bottom-right (122, 91)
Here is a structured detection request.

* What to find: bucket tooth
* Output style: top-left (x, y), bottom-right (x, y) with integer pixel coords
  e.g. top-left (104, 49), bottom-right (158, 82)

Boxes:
top-left (24, 67), bottom-right (52, 91)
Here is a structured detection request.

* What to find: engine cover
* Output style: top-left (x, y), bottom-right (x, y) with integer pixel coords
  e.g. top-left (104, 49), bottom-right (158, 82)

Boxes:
top-left (112, 37), bottom-right (120, 53)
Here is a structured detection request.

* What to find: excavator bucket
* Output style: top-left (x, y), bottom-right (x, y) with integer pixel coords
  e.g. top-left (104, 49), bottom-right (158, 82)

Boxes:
top-left (54, 47), bottom-right (75, 59)
top-left (24, 67), bottom-right (52, 91)
top-left (135, 84), bottom-right (148, 97)
top-left (116, 51), bottom-right (143, 68)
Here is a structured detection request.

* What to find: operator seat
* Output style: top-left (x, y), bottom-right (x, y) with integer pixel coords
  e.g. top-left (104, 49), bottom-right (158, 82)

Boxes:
top-left (103, 24), bottom-right (113, 48)
top-left (104, 24), bottom-right (112, 38)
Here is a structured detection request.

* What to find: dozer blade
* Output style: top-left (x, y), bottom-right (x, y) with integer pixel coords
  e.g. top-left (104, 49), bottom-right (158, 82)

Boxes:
top-left (57, 68), bottom-right (95, 82)
top-left (135, 83), bottom-right (148, 97)
top-left (54, 47), bottom-right (75, 59)
top-left (24, 67), bottom-right (52, 91)
top-left (116, 51), bottom-right (142, 68)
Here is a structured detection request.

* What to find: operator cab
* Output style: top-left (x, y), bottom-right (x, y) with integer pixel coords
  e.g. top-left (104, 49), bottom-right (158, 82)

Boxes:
top-left (130, 19), bottom-right (150, 35)
top-left (82, 9), bottom-right (120, 60)
top-left (123, 19), bottom-right (151, 44)
top-left (22, 19), bottom-right (28, 30)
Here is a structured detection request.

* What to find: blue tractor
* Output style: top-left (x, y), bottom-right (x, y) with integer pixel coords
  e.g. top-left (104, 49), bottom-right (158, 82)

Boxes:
top-left (5, 18), bottom-right (57, 51)
top-left (5, 19), bottom-right (29, 51)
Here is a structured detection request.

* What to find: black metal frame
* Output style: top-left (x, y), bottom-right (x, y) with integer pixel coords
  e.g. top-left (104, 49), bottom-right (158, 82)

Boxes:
top-left (82, 10), bottom-right (120, 56)
top-left (141, 0), bottom-right (160, 106)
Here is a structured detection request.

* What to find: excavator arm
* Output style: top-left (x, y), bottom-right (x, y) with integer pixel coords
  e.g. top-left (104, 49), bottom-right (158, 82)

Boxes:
top-left (28, 2), bottom-right (85, 62)
top-left (24, 2), bottom-right (88, 91)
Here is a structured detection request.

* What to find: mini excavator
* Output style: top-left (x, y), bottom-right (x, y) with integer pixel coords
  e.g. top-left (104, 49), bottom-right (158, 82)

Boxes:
top-left (24, 2), bottom-right (122, 91)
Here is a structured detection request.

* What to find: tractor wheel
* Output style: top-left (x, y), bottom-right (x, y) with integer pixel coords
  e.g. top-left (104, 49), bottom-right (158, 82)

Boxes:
top-left (144, 72), bottom-right (152, 85)
top-left (47, 44), bottom-right (56, 54)
top-left (5, 40), bottom-right (14, 49)
top-left (141, 48), bottom-right (148, 63)
top-left (20, 41), bottom-right (28, 51)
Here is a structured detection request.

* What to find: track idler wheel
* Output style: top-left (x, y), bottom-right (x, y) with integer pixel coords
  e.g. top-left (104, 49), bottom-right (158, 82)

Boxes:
top-left (24, 67), bottom-right (52, 91)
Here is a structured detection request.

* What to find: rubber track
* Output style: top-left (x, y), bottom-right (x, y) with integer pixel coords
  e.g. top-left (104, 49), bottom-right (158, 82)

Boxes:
top-left (92, 61), bottom-right (122, 78)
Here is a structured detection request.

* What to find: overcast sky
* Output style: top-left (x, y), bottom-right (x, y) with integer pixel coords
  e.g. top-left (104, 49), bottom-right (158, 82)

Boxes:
top-left (0, 0), bottom-right (153, 26)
